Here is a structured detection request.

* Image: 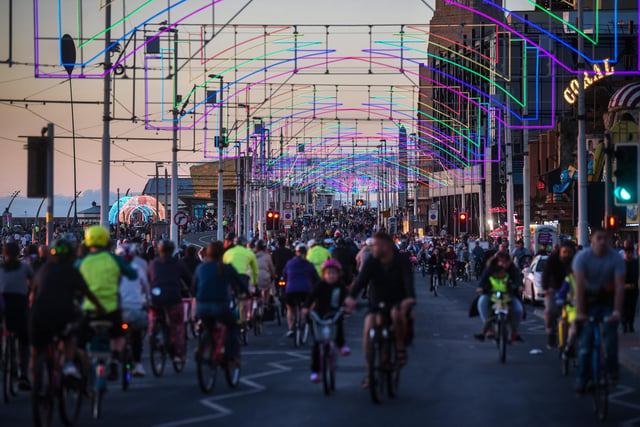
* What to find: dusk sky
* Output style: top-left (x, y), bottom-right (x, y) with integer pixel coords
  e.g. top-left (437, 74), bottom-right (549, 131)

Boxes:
top-left (0, 0), bottom-right (531, 216)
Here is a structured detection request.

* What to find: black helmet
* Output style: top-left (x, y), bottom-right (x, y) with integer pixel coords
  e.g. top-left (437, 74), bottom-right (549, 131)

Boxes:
top-left (49, 238), bottom-right (76, 261)
top-left (225, 232), bottom-right (236, 242)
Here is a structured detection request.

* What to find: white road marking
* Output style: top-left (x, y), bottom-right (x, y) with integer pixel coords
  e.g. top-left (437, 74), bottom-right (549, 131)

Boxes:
top-left (154, 352), bottom-right (308, 427)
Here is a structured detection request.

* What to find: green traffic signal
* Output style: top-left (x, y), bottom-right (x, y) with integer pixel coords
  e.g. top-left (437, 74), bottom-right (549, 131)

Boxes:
top-left (613, 143), bottom-right (639, 206)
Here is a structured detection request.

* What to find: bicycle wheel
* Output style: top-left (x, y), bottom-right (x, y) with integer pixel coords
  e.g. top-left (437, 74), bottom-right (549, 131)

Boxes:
top-left (224, 358), bottom-right (241, 389)
top-left (386, 339), bottom-right (399, 398)
top-left (149, 322), bottom-right (166, 377)
top-left (90, 388), bottom-right (105, 420)
top-left (121, 345), bottom-right (132, 391)
top-left (275, 304), bottom-right (282, 326)
top-left (302, 322), bottom-right (310, 345)
top-left (367, 336), bottom-right (383, 404)
top-left (592, 352), bottom-right (608, 421)
top-left (196, 334), bottom-right (217, 394)
top-left (32, 353), bottom-right (53, 427)
top-left (561, 351), bottom-right (570, 377)
top-left (433, 277), bottom-right (438, 297)
top-left (322, 344), bottom-right (331, 396)
top-left (3, 335), bottom-right (18, 402)
top-left (498, 317), bottom-right (507, 364)
top-left (58, 352), bottom-right (83, 426)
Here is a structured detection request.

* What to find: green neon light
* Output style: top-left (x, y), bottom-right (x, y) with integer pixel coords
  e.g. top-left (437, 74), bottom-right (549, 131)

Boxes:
top-left (79, 0), bottom-right (156, 48)
top-left (525, 0), bottom-right (599, 45)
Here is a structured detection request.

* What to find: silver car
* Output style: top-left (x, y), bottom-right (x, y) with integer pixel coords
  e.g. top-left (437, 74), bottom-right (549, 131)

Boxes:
top-left (522, 255), bottom-right (547, 305)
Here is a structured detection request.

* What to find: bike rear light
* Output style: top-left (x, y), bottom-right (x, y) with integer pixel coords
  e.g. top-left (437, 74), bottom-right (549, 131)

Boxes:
top-left (122, 323), bottom-right (129, 330)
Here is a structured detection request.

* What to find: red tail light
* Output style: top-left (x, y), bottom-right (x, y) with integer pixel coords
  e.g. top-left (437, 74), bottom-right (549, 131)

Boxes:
top-left (121, 323), bottom-right (129, 331)
top-left (278, 280), bottom-right (286, 287)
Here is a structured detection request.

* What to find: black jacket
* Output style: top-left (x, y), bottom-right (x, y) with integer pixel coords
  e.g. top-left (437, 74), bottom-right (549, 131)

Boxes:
top-left (350, 250), bottom-right (415, 306)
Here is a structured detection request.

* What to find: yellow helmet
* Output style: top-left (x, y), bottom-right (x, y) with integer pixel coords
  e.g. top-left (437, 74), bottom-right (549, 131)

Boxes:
top-left (84, 225), bottom-right (110, 248)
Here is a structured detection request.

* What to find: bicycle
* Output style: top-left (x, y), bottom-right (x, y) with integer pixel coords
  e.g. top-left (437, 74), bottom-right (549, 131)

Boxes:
top-left (583, 315), bottom-right (609, 422)
top-left (429, 269), bottom-right (441, 297)
top-left (85, 320), bottom-right (113, 420)
top-left (32, 329), bottom-right (83, 427)
top-left (367, 302), bottom-right (400, 404)
top-left (557, 302), bottom-right (577, 377)
top-left (120, 323), bottom-right (133, 391)
top-left (2, 326), bottom-right (19, 403)
top-left (195, 318), bottom-right (241, 394)
top-left (234, 297), bottom-right (250, 346)
top-left (149, 307), bottom-right (186, 377)
top-left (250, 292), bottom-right (264, 337)
top-left (490, 291), bottom-right (511, 364)
top-left (183, 296), bottom-right (198, 339)
top-left (309, 309), bottom-right (344, 396)
top-left (292, 298), bottom-right (310, 348)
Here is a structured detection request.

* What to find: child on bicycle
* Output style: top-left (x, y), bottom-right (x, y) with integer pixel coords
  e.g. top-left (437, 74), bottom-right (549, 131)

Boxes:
top-left (303, 259), bottom-right (350, 384)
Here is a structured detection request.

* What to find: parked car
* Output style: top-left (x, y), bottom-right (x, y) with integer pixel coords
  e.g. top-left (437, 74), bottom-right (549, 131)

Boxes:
top-left (522, 255), bottom-right (547, 305)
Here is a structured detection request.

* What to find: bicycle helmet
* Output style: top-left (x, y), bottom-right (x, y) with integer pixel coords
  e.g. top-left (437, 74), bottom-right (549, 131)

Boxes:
top-left (234, 236), bottom-right (248, 247)
top-left (307, 239), bottom-right (316, 247)
top-left (49, 238), bottom-right (75, 260)
top-left (321, 259), bottom-right (342, 272)
top-left (84, 225), bottom-right (110, 248)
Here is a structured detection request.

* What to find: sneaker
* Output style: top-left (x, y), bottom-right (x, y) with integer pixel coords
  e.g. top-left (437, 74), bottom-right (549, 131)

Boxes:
top-left (511, 333), bottom-right (524, 343)
top-left (485, 329), bottom-right (495, 339)
top-left (574, 379), bottom-right (587, 396)
top-left (18, 376), bottom-right (32, 391)
top-left (339, 345), bottom-right (351, 356)
top-left (286, 330), bottom-right (295, 338)
top-left (63, 362), bottom-right (82, 379)
top-left (173, 356), bottom-right (185, 365)
top-left (310, 372), bottom-right (320, 383)
top-left (473, 333), bottom-right (486, 342)
top-left (108, 362), bottom-right (119, 381)
top-left (133, 363), bottom-right (146, 377)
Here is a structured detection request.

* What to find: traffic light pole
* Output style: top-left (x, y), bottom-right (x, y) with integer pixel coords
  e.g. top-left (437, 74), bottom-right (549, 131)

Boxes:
top-left (577, 0), bottom-right (589, 247)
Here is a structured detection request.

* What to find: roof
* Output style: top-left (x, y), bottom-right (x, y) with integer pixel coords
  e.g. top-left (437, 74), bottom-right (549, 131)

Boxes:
top-left (608, 81), bottom-right (640, 110)
top-left (142, 178), bottom-right (193, 197)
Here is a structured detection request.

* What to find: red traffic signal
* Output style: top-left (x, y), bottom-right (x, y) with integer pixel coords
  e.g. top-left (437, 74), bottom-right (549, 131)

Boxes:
top-left (273, 212), bottom-right (280, 219)
top-left (267, 211), bottom-right (274, 219)
top-left (459, 213), bottom-right (467, 221)
top-left (608, 215), bottom-right (617, 229)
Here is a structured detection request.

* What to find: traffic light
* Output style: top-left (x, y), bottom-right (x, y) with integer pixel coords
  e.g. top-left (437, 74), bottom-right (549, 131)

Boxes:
top-left (459, 212), bottom-right (467, 232)
top-left (613, 142), bottom-right (639, 206)
top-left (273, 212), bottom-right (280, 230)
top-left (266, 210), bottom-right (274, 230)
top-left (607, 215), bottom-right (618, 230)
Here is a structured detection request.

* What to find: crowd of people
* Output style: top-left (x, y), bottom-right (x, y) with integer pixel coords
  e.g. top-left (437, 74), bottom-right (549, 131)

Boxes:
top-left (0, 209), bottom-right (637, 418)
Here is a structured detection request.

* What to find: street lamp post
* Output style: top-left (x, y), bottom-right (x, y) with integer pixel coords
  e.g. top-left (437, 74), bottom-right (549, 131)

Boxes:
top-left (217, 76), bottom-right (224, 241)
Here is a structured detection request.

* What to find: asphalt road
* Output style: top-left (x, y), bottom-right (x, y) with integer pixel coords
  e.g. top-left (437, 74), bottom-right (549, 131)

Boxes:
top-left (4, 244), bottom-right (640, 426)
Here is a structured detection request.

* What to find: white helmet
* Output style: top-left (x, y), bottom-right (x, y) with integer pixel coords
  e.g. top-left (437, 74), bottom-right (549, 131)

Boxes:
top-left (307, 239), bottom-right (316, 247)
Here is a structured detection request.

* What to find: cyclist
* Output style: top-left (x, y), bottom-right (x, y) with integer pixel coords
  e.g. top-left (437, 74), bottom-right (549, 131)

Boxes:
top-left (427, 247), bottom-right (444, 293)
top-left (573, 227), bottom-right (626, 394)
top-left (444, 245), bottom-right (457, 285)
top-left (193, 241), bottom-right (248, 364)
top-left (30, 239), bottom-right (106, 379)
top-left (117, 244), bottom-right (150, 377)
top-left (512, 240), bottom-right (531, 269)
top-left (282, 244), bottom-right (319, 337)
top-left (303, 259), bottom-right (350, 384)
top-left (307, 239), bottom-right (331, 276)
top-left (223, 236), bottom-right (258, 325)
top-left (272, 236), bottom-right (294, 280)
top-left (254, 240), bottom-right (276, 308)
top-left (355, 238), bottom-right (373, 274)
top-left (147, 240), bottom-right (192, 365)
top-left (556, 271), bottom-right (578, 356)
top-left (345, 232), bottom-right (416, 387)
top-left (541, 241), bottom-right (576, 348)
top-left (0, 241), bottom-right (34, 390)
top-left (472, 242), bottom-right (485, 276)
top-left (77, 226), bottom-right (138, 381)
top-left (331, 238), bottom-right (357, 286)
top-left (474, 251), bottom-right (524, 342)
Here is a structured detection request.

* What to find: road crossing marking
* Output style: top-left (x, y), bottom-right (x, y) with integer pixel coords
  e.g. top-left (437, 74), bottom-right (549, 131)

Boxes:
top-left (155, 352), bottom-right (308, 427)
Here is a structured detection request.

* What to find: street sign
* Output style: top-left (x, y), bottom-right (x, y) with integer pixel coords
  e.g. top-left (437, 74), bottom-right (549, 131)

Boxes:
top-left (284, 201), bottom-right (292, 210)
top-left (173, 211), bottom-right (189, 227)
top-left (283, 209), bottom-right (293, 221)
top-left (428, 209), bottom-right (438, 226)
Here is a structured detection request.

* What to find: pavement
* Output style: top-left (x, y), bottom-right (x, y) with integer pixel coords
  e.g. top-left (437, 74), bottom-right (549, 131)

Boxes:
top-left (3, 236), bottom-right (640, 426)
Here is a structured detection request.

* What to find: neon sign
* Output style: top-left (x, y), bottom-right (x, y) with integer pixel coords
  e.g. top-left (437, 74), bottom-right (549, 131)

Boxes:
top-left (563, 59), bottom-right (615, 105)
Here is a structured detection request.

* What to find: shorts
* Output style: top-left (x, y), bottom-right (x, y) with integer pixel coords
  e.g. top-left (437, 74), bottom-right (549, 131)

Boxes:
top-left (77, 310), bottom-right (124, 349)
top-left (31, 311), bottom-right (79, 351)
top-left (285, 292), bottom-right (309, 307)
